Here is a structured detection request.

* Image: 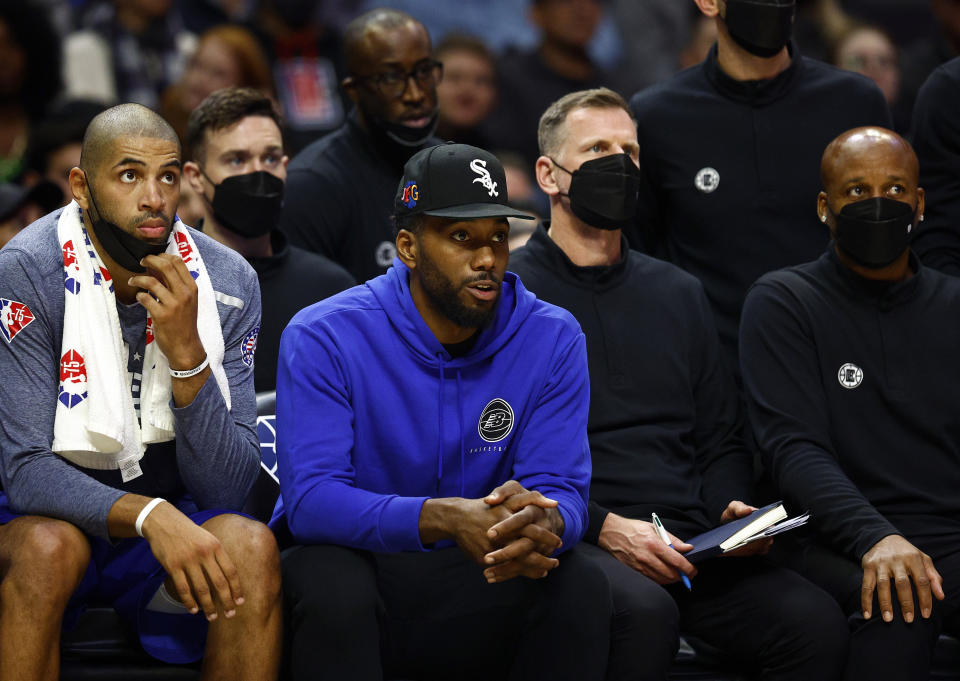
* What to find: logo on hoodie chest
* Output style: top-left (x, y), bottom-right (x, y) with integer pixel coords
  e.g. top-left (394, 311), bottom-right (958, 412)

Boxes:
top-left (477, 398), bottom-right (514, 443)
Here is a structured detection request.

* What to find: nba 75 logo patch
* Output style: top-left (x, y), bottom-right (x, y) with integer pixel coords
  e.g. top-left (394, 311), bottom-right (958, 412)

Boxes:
top-left (0, 299), bottom-right (35, 343)
top-left (478, 398), bottom-right (514, 443)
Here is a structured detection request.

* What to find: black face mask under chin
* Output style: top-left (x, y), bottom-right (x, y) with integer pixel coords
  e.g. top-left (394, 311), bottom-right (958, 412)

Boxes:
top-left (204, 170), bottom-right (284, 239)
top-left (552, 153), bottom-right (642, 231)
top-left (366, 109), bottom-right (439, 160)
top-left (86, 187), bottom-right (168, 273)
top-left (724, 0), bottom-right (796, 58)
top-left (831, 197), bottom-right (916, 269)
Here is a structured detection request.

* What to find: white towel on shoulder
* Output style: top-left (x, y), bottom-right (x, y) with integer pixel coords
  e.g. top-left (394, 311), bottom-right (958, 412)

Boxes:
top-left (52, 201), bottom-right (230, 471)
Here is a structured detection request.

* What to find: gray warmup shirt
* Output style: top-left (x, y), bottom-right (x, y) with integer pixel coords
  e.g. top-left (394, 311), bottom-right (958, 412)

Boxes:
top-left (0, 208), bottom-right (262, 539)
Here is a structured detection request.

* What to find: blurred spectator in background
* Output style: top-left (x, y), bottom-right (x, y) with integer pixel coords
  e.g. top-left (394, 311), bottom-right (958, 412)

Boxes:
top-left (909, 55), bottom-right (960, 276)
top-left (843, 0), bottom-right (937, 48)
top-left (176, 0), bottom-right (258, 34)
top-left (482, 0), bottom-right (611, 169)
top-left (161, 24), bottom-right (274, 144)
top-left (258, 0), bottom-right (350, 155)
top-left (0, 181), bottom-right (62, 250)
top-left (279, 9), bottom-right (440, 283)
top-left (21, 100), bottom-right (107, 206)
top-left (793, 0), bottom-right (855, 63)
top-left (896, 0), bottom-right (960, 133)
top-left (64, 0), bottom-right (195, 109)
top-left (678, 14), bottom-right (718, 71)
top-left (833, 25), bottom-right (902, 127)
top-left (160, 24), bottom-right (275, 226)
top-left (434, 34), bottom-right (497, 149)
top-left (0, 1), bottom-right (63, 183)
top-left (184, 87), bottom-right (354, 391)
top-left (357, 0), bottom-right (621, 63)
top-left (610, 0), bottom-right (694, 93)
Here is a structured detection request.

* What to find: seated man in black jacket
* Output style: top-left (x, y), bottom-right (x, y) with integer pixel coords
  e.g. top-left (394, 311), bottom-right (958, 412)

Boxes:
top-left (741, 126), bottom-right (960, 681)
top-left (183, 87), bottom-right (354, 391)
top-left (510, 87), bottom-right (848, 681)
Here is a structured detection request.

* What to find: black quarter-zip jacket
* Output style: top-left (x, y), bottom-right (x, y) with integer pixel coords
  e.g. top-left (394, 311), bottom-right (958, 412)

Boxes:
top-left (629, 42), bottom-right (892, 372)
top-left (510, 225), bottom-right (752, 543)
top-left (741, 248), bottom-right (960, 561)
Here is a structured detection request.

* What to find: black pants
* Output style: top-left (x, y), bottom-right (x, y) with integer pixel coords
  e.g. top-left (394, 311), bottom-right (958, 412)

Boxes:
top-left (773, 534), bottom-right (960, 681)
top-left (579, 542), bottom-right (849, 681)
top-left (282, 544), bottom-right (612, 681)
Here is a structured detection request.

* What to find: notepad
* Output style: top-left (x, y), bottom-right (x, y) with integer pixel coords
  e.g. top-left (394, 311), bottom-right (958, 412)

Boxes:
top-left (683, 502), bottom-right (809, 563)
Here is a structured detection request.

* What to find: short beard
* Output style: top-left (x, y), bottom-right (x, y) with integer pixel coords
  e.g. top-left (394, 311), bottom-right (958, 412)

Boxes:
top-left (417, 248), bottom-right (499, 330)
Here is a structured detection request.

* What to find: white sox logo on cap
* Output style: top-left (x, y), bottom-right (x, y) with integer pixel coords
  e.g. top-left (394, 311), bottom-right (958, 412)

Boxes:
top-left (470, 159), bottom-right (499, 198)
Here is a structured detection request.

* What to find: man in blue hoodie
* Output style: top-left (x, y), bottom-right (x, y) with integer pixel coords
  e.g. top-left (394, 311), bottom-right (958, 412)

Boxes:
top-left (274, 142), bottom-right (610, 680)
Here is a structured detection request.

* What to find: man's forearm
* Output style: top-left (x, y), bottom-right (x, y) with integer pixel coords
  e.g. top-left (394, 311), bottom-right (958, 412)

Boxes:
top-left (107, 493), bottom-right (165, 538)
top-left (418, 497), bottom-right (464, 544)
top-left (168, 339), bottom-right (211, 409)
top-left (173, 370), bottom-right (260, 511)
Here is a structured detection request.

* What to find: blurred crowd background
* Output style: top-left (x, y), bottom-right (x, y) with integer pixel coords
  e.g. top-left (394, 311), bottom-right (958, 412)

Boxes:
top-left (0, 0), bottom-right (955, 247)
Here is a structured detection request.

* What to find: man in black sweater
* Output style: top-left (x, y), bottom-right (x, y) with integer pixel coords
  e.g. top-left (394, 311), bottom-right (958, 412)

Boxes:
top-left (741, 127), bottom-right (960, 681)
top-left (510, 88), bottom-right (847, 681)
top-left (909, 56), bottom-right (960, 275)
top-left (629, 0), bottom-right (891, 372)
top-left (184, 87), bottom-right (354, 392)
top-left (278, 9), bottom-right (440, 283)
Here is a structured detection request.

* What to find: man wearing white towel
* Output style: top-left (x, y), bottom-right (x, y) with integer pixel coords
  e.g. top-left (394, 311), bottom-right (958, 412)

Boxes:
top-left (0, 103), bottom-right (281, 681)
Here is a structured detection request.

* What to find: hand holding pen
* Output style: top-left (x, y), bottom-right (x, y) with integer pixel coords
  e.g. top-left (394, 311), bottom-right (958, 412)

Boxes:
top-left (652, 513), bottom-right (693, 590)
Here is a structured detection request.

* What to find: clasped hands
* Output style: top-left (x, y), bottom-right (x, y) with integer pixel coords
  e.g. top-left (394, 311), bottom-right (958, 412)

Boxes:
top-left (422, 480), bottom-right (565, 584)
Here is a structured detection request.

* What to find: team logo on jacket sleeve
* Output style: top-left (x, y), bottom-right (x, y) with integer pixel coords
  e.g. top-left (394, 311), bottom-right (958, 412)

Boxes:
top-left (0, 299), bottom-right (35, 343)
top-left (241, 325), bottom-right (259, 367)
top-left (478, 398), bottom-right (514, 442)
top-left (838, 363), bottom-right (863, 389)
top-left (59, 349), bottom-right (88, 408)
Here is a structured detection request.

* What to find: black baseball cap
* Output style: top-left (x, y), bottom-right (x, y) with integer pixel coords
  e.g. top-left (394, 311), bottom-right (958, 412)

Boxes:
top-left (394, 142), bottom-right (535, 221)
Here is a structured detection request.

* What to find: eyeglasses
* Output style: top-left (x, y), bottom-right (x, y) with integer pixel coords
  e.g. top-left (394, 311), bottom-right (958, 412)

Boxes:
top-left (354, 60), bottom-right (443, 99)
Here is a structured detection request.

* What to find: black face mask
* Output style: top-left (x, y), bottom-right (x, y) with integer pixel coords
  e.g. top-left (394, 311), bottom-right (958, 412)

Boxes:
top-left (369, 109), bottom-right (439, 148)
top-left (724, 0), bottom-right (796, 58)
top-left (832, 197), bottom-right (916, 268)
top-left (86, 184), bottom-right (168, 273)
top-left (552, 153), bottom-right (642, 231)
top-left (205, 170), bottom-right (284, 238)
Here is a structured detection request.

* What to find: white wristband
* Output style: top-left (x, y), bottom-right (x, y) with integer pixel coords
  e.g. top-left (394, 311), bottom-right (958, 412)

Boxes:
top-left (169, 355), bottom-right (209, 379)
top-left (135, 497), bottom-right (166, 538)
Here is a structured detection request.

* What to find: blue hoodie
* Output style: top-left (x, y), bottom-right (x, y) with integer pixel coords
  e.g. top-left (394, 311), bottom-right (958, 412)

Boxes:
top-left (273, 259), bottom-right (591, 553)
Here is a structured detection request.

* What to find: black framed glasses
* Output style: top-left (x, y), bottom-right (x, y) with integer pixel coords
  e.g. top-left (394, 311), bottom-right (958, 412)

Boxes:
top-left (355, 60), bottom-right (443, 99)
